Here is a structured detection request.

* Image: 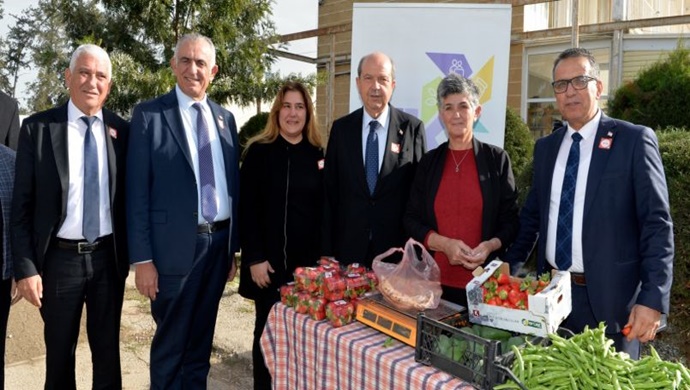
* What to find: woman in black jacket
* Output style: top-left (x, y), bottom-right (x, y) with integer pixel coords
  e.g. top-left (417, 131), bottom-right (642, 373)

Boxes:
top-left (404, 74), bottom-right (519, 307)
top-left (238, 81), bottom-right (324, 390)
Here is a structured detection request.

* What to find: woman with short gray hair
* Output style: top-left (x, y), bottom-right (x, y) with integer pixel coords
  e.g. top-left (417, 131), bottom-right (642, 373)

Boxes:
top-left (404, 73), bottom-right (519, 306)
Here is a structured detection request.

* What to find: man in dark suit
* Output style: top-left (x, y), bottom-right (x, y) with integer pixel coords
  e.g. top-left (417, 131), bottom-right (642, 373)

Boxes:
top-left (323, 52), bottom-right (426, 268)
top-left (505, 48), bottom-right (674, 359)
top-left (0, 143), bottom-right (17, 390)
top-left (126, 33), bottom-right (240, 389)
top-left (0, 90), bottom-right (20, 150)
top-left (11, 44), bottom-right (130, 388)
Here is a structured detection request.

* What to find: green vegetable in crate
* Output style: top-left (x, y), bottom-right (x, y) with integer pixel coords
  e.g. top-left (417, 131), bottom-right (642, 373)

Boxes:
top-left (436, 334), bottom-right (452, 358)
top-left (435, 334), bottom-right (468, 362)
top-left (494, 322), bottom-right (690, 389)
top-left (501, 336), bottom-right (526, 355)
top-left (474, 324), bottom-right (512, 341)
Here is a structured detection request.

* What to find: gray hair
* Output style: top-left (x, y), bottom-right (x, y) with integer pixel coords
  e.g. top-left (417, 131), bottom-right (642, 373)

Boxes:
top-left (436, 73), bottom-right (480, 109)
top-left (552, 47), bottom-right (600, 80)
top-left (356, 52), bottom-right (396, 80)
top-left (69, 44), bottom-right (112, 79)
top-left (174, 33), bottom-right (216, 68)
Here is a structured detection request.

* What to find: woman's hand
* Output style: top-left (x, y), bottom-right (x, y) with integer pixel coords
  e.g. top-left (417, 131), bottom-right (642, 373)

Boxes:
top-left (250, 261), bottom-right (275, 288)
top-left (428, 233), bottom-right (502, 270)
top-left (443, 239), bottom-right (477, 269)
top-left (428, 233), bottom-right (475, 269)
top-left (463, 238), bottom-right (502, 268)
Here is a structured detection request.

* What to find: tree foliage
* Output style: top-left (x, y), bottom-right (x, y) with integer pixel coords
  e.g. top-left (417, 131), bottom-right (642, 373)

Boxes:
top-left (607, 45), bottom-right (690, 129)
top-left (1, 0), bottom-right (316, 116)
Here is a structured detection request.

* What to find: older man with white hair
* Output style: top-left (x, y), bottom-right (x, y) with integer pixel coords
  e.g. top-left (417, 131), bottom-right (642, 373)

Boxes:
top-left (12, 44), bottom-right (130, 389)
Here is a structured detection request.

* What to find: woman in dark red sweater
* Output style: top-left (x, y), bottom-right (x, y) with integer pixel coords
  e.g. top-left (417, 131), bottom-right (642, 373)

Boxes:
top-left (404, 74), bottom-right (519, 307)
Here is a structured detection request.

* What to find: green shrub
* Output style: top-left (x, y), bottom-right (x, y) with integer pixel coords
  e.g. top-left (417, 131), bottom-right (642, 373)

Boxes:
top-left (608, 46), bottom-right (690, 129)
top-left (657, 128), bottom-right (690, 304)
top-left (238, 112), bottom-right (269, 160)
top-left (503, 107), bottom-right (535, 206)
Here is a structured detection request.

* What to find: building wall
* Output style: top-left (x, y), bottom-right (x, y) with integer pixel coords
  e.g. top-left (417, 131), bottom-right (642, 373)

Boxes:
top-left (316, 1), bottom-right (687, 139)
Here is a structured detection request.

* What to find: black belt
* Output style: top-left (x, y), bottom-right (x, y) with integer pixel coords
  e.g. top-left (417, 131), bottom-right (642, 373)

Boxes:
top-left (55, 235), bottom-right (113, 254)
top-left (571, 272), bottom-right (586, 286)
top-left (198, 219), bottom-right (230, 234)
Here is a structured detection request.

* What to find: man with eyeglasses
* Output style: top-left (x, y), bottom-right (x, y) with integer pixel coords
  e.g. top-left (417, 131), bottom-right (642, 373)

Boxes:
top-left (505, 47), bottom-right (673, 359)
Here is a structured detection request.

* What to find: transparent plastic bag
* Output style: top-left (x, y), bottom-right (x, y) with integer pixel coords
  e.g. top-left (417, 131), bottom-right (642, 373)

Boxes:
top-left (372, 238), bottom-right (442, 311)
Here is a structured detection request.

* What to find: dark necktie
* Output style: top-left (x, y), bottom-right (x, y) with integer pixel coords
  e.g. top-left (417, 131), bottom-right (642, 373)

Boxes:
top-left (192, 103), bottom-right (218, 222)
top-left (555, 132), bottom-right (583, 270)
top-left (365, 120), bottom-right (379, 195)
top-left (81, 116), bottom-right (99, 243)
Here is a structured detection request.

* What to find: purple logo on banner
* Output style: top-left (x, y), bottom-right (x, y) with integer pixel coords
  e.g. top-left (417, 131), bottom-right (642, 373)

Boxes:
top-left (426, 53), bottom-right (473, 78)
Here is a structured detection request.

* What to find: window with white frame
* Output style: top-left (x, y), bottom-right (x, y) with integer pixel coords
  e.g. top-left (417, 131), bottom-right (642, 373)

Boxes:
top-left (524, 46), bottom-right (610, 138)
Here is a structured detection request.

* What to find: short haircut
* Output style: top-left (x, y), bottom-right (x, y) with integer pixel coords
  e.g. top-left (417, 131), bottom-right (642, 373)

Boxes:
top-left (356, 52), bottom-right (396, 80)
top-left (436, 73), bottom-right (480, 109)
top-left (69, 44), bottom-right (112, 79)
top-left (174, 33), bottom-right (216, 68)
top-left (552, 47), bottom-right (600, 80)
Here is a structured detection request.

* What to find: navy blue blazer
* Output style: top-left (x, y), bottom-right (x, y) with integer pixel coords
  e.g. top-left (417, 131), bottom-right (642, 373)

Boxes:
top-left (505, 114), bottom-right (674, 330)
top-left (126, 89), bottom-right (240, 275)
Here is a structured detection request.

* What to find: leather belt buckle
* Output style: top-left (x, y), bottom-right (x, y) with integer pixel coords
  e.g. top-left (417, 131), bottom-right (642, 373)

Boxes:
top-left (571, 272), bottom-right (586, 286)
top-left (77, 242), bottom-right (96, 254)
top-left (197, 219), bottom-right (229, 234)
top-left (198, 222), bottom-right (213, 234)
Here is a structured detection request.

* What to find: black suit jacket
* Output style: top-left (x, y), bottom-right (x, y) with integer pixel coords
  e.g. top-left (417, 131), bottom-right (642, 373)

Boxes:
top-left (323, 105), bottom-right (426, 264)
top-left (11, 104), bottom-right (130, 280)
top-left (404, 138), bottom-right (519, 260)
top-left (0, 91), bottom-right (20, 150)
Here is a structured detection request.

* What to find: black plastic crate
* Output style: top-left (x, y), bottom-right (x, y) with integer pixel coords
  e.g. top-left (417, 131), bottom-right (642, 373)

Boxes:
top-left (415, 313), bottom-right (501, 389)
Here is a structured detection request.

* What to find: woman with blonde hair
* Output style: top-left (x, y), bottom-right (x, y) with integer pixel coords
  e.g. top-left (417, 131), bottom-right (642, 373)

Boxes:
top-left (238, 81), bottom-right (324, 390)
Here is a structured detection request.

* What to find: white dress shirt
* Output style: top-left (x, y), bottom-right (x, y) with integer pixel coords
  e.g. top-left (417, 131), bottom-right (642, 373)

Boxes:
top-left (545, 109), bottom-right (601, 272)
top-left (57, 100), bottom-right (112, 240)
top-left (175, 86), bottom-right (230, 225)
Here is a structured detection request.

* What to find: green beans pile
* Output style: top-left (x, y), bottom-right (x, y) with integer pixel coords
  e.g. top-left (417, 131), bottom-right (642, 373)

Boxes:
top-left (494, 323), bottom-right (690, 390)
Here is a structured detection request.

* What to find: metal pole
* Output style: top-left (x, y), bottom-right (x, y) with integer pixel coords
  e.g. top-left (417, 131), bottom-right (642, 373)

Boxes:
top-left (571, 0), bottom-right (579, 47)
top-left (610, 0), bottom-right (627, 92)
top-left (327, 34), bottom-right (336, 135)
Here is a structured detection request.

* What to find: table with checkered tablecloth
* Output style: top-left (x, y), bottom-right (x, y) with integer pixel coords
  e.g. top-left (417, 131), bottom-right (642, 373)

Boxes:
top-left (260, 303), bottom-right (473, 390)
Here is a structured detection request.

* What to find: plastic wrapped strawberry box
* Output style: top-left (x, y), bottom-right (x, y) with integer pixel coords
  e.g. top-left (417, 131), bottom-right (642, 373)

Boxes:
top-left (295, 291), bottom-right (312, 314)
top-left (279, 282), bottom-right (299, 307)
top-left (344, 273), bottom-right (371, 299)
top-left (325, 300), bottom-right (356, 327)
top-left (322, 273), bottom-right (346, 301)
top-left (293, 267), bottom-right (322, 294)
top-left (308, 296), bottom-right (329, 321)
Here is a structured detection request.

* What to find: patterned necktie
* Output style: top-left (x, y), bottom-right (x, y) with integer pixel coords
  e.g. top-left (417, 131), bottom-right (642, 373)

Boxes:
top-left (192, 103), bottom-right (218, 222)
top-left (555, 132), bottom-right (583, 270)
top-left (81, 116), bottom-right (100, 243)
top-left (365, 120), bottom-right (379, 195)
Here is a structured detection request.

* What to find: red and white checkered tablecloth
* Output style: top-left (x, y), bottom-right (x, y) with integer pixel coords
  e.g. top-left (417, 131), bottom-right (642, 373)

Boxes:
top-left (260, 303), bottom-right (474, 390)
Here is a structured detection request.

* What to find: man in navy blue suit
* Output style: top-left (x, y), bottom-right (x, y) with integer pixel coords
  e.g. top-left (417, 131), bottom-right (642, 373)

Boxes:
top-left (505, 48), bottom-right (674, 359)
top-left (126, 33), bottom-right (240, 388)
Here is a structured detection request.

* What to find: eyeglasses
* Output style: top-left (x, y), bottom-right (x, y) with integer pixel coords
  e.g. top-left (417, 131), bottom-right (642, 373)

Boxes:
top-left (552, 75), bottom-right (597, 94)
